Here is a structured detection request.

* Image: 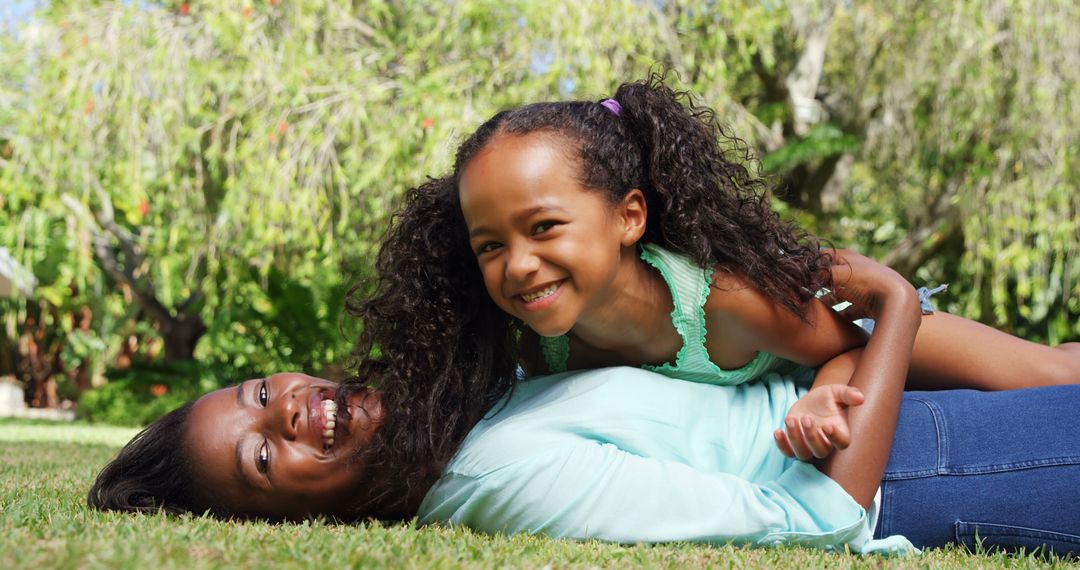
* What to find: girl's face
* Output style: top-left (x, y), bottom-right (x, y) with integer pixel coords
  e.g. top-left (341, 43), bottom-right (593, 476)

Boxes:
top-left (184, 372), bottom-right (384, 520)
top-left (459, 132), bottom-right (646, 337)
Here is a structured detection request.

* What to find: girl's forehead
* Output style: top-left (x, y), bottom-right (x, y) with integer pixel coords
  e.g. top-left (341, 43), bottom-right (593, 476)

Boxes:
top-left (463, 133), bottom-right (579, 186)
top-left (481, 130), bottom-right (578, 162)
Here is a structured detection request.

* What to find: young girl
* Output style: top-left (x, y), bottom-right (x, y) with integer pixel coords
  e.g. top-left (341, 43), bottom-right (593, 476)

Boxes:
top-left (350, 74), bottom-right (1079, 468)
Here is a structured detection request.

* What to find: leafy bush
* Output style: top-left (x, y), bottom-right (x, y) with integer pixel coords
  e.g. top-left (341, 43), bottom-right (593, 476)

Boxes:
top-left (77, 361), bottom-right (228, 426)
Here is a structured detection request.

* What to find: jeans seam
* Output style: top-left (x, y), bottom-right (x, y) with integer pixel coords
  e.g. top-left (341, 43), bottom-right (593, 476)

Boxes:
top-left (920, 396), bottom-right (948, 472)
top-left (881, 397), bottom-right (945, 481)
top-left (956, 520), bottom-right (1080, 546)
top-left (942, 458), bottom-right (1080, 475)
top-left (883, 457), bottom-right (1080, 479)
top-left (882, 396), bottom-right (1080, 481)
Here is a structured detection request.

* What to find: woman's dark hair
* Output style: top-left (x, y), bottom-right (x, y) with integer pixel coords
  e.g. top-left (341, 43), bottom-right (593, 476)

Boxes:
top-left (347, 73), bottom-right (831, 510)
top-left (87, 401), bottom-right (211, 517)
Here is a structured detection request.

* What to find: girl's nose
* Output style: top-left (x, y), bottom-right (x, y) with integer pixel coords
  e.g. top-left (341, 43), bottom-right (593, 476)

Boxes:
top-left (504, 245), bottom-right (541, 282)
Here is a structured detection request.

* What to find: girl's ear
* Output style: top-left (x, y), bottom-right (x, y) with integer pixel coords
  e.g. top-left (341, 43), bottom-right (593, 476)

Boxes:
top-left (617, 189), bottom-right (648, 246)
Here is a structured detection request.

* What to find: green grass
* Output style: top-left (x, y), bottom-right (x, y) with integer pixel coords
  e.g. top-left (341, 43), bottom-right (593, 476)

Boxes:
top-left (1, 421), bottom-right (1076, 569)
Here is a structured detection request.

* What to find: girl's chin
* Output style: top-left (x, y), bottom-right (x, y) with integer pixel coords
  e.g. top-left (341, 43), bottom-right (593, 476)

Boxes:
top-left (526, 319), bottom-right (573, 339)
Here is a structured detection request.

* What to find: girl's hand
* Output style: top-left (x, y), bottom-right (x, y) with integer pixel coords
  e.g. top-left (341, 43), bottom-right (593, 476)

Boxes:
top-left (773, 384), bottom-right (865, 461)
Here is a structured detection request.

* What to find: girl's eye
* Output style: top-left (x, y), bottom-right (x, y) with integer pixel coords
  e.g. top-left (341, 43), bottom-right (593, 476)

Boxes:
top-left (533, 221), bottom-right (557, 235)
top-left (257, 441), bottom-right (269, 475)
top-left (258, 380), bottom-right (268, 406)
top-left (477, 242), bottom-right (502, 255)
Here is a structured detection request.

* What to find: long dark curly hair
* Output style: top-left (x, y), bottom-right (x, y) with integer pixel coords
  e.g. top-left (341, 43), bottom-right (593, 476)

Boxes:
top-left (341, 177), bottom-right (522, 517)
top-left (345, 73), bottom-right (832, 515)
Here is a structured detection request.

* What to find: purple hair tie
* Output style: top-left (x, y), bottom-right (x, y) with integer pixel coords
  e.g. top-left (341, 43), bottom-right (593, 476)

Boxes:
top-left (600, 98), bottom-right (622, 116)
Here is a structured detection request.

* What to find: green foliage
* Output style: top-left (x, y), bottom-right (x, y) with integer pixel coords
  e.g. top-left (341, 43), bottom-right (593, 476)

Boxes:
top-left (762, 124), bottom-right (860, 174)
top-left (1, 425), bottom-right (1075, 567)
top-left (198, 263), bottom-right (356, 381)
top-left (77, 361), bottom-right (219, 426)
top-left (821, 1), bottom-right (1080, 339)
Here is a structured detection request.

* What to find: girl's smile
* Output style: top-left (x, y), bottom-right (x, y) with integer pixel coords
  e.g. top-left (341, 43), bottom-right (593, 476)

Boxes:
top-left (516, 279), bottom-right (565, 311)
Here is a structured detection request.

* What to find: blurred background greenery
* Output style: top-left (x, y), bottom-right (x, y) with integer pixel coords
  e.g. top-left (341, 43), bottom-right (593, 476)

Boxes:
top-left (0, 0), bottom-right (1076, 426)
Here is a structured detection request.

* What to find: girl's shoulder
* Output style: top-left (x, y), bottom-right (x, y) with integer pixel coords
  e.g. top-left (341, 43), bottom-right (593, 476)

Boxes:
top-left (704, 262), bottom-right (869, 368)
top-left (702, 264), bottom-right (776, 357)
top-left (705, 264), bottom-right (771, 317)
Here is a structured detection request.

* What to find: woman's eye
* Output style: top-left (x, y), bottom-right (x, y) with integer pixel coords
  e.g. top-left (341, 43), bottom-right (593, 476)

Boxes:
top-left (533, 221), bottom-right (557, 235)
top-left (258, 381), bottom-right (268, 406)
top-left (257, 441), bottom-right (269, 474)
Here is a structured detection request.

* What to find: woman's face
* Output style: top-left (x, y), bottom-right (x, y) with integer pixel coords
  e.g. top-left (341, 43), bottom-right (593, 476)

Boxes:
top-left (184, 372), bottom-right (384, 521)
top-left (459, 132), bottom-right (645, 337)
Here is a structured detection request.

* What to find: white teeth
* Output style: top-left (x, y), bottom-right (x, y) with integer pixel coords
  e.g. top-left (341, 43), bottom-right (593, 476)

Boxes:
top-left (521, 283), bottom-right (559, 303)
top-left (321, 399), bottom-right (338, 448)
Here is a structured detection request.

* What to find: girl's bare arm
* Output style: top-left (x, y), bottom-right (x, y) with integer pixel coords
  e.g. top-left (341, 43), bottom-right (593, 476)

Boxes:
top-left (707, 255), bottom-right (921, 507)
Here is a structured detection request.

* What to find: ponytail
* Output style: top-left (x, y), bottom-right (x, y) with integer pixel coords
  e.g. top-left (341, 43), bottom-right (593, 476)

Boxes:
top-left (611, 74), bottom-right (831, 317)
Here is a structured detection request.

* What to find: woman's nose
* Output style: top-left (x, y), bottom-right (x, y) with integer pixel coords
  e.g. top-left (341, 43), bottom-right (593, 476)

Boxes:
top-left (505, 244), bottom-right (541, 282)
top-left (270, 392), bottom-right (301, 441)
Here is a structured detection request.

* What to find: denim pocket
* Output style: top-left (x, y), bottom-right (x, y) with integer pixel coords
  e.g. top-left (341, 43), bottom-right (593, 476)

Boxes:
top-left (882, 397), bottom-right (943, 479)
top-left (955, 520), bottom-right (1080, 556)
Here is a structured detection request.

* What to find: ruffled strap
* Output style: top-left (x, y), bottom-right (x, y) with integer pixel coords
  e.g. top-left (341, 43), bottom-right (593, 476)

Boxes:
top-left (539, 334), bottom-right (569, 373)
top-left (639, 243), bottom-right (785, 384)
top-left (638, 243), bottom-right (714, 378)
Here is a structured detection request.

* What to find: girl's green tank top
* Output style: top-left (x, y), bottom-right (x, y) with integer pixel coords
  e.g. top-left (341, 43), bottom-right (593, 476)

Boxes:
top-left (539, 243), bottom-right (792, 385)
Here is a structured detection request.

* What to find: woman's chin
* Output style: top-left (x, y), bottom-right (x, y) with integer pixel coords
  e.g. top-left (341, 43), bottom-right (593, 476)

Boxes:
top-left (329, 386), bottom-right (383, 458)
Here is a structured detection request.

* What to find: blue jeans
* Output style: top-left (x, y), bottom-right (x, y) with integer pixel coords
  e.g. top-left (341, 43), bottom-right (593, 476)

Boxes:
top-left (875, 386), bottom-right (1080, 555)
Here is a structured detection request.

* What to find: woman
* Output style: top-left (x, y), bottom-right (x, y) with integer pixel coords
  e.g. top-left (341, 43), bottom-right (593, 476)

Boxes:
top-left (89, 362), bottom-right (1080, 555)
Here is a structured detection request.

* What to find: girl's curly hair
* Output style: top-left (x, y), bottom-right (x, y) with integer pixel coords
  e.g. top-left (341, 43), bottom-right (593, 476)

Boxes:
top-left (346, 73), bottom-right (832, 514)
top-left (342, 175), bottom-right (522, 517)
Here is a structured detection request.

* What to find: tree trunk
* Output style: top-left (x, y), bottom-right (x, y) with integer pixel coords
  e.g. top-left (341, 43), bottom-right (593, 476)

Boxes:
top-left (162, 314), bottom-right (207, 363)
top-left (881, 182), bottom-right (965, 277)
top-left (785, 1), bottom-right (837, 136)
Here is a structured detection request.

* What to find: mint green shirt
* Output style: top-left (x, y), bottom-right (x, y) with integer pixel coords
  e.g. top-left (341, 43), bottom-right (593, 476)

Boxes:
top-left (418, 367), bottom-right (914, 554)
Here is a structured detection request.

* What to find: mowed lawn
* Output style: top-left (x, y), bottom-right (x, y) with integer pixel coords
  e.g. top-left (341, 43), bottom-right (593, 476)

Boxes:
top-left (1, 421), bottom-right (1075, 569)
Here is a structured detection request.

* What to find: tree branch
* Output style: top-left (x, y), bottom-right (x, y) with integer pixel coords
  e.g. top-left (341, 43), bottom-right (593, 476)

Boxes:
top-left (881, 181), bottom-right (966, 276)
top-left (61, 193), bottom-right (175, 330)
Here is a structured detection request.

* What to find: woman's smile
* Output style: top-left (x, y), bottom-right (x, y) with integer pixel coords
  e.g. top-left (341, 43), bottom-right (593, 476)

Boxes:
top-left (184, 373), bottom-right (385, 520)
top-left (308, 391), bottom-right (338, 449)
